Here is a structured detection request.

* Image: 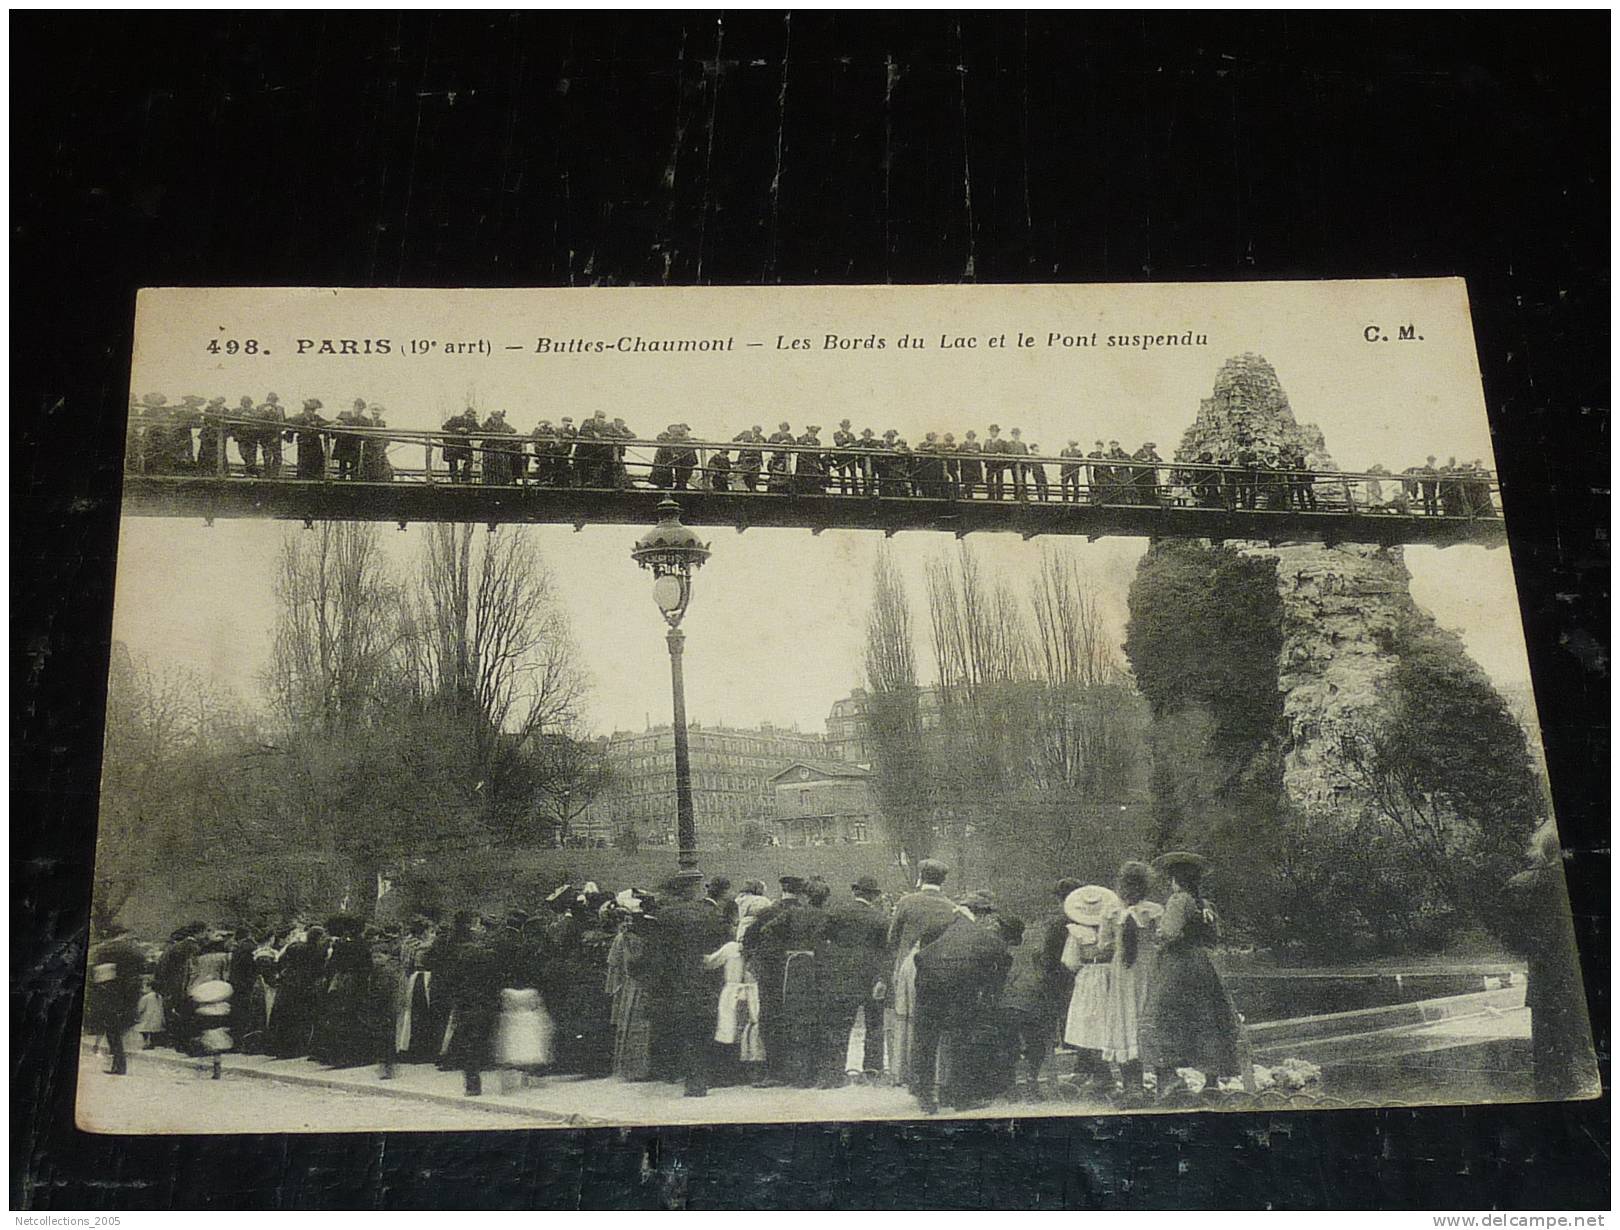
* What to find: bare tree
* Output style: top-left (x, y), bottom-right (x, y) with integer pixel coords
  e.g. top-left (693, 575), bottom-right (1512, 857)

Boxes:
top-left (1026, 546), bottom-right (1137, 798)
top-left (266, 523), bottom-right (402, 734)
top-left (408, 524), bottom-right (587, 756)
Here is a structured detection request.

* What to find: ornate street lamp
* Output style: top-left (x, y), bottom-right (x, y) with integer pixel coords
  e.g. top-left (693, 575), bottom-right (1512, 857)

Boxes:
top-left (630, 499), bottom-right (712, 870)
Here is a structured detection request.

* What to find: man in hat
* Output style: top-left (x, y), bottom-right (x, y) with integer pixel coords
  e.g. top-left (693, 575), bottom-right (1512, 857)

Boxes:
top-left (194, 397), bottom-right (227, 474)
top-left (794, 424), bottom-right (827, 495)
top-left (983, 425), bottom-right (1008, 500)
top-left (440, 408), bottom-right (478, 482)
top-left (732, 425), bottom-right (765, 492)
top-left (1026, 440), bottom-right (1051, 501)
top-left (956, 429), bottom-right (984, 499)
top-left (331, 399), bottom-right (366, 480)
top-left (231, 395), bottom-right (261, 476)
top-left (288, 399), bottom-right (329, 480)
top-left (530, 419), bottom-right (559, 486)
top-left (87, 922), bottom-right (148, 1075)
top-left (1057, 440), bottom-right (1083, 502)
top-left (480, 409), bottom-right (517, 485)
top-left (1419, 454), bottom-right (1441, 516)
top-left (1007, 428), bottom-right (1031, 501)
top-left (883, 859), bottom-right (959, 1086)
top-left (832, 418), bottom-right (859, 495)
top-left (1133, 441), bottom-right (1163, 505)
top-left (610, 416), bottom-right (635, 487)
top-left (910, 891), bottom-right (1013, 1113)
top-left (670, 423), bottom-right (699, 491)
top-left (815, 874), bottom-right (891, 1084)
top-left (743, 875), bottom-right (827, 1087)
top-left (766, 422), bottom-right (796, 494)
top-left (256, 393), bottom-right (286, 478)
top-left (855, 427), bottom-right (879, 495)
top-left (557, 416), bottom-right (583, 488)
top-left (638, 869), bottom-right (727, 1096)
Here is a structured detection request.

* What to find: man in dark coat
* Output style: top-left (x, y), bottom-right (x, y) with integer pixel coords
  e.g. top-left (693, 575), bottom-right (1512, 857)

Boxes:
top-left (152, 926), bottom-right (201, 1053)
top-left (636, 870), bottom-right (727, 1096)
top-left (815, 875), bottom-right (890, 1085)
top-left (444, 921), bottom-right (502, 1096)
top-left (257, 394), bottom-right (287, 477)
top-left (910, 892), bottom-right (1014, 1113)
top-left (743, 875), bottom-right (828, 1087)
top-left (288, 400), bottom-right (329, 479)
top-left (87, 924), bottom-right (148, 1075)
top-left (733, 426), bottom-right (765, 492)
top-left (440, 409), bottom-right (477, 482)
top-left (332, 400), bottom-right (366, 480)
top-left (1040, 877), bottom-right (1082, 1048)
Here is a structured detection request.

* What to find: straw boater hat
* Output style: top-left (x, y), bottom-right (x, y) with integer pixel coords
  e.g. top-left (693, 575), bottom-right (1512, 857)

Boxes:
top-left (1064, 885), bottom-right (1122, 927)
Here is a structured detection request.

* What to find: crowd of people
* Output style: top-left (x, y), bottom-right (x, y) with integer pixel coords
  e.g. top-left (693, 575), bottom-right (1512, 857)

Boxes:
top-left (86, 852), bottom-right (1264, 1113)
top-left (124, 393), bottom-right (1496, 516)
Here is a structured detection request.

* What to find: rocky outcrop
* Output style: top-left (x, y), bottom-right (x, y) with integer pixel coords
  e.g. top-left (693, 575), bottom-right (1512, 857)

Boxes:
top-left (1174, 354), bottom-right (1434, 822)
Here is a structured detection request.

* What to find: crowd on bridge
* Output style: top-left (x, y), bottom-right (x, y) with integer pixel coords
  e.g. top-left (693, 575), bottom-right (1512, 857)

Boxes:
top-left (86, 852), bottom-right (1294, 1113)
top-left (125, 391), bottom-right (1497, 518)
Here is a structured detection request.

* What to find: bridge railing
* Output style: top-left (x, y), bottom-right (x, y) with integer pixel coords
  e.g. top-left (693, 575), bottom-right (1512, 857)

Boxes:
top-left (123, 412), bottom-right (1502, 520)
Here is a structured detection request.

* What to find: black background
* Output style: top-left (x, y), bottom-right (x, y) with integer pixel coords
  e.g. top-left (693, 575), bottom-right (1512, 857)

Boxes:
top-left (12, 11), bottom-right (1609, 1210)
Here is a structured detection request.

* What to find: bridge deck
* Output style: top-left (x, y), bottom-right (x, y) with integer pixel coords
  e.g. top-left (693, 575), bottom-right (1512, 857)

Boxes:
top-left (121, 475), bottom-right (1507, 547)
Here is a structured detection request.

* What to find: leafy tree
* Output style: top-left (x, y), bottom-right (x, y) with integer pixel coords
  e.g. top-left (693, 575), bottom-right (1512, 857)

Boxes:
top-left (863, 546), bottom-right (933, 865)
top-left (1332, 614), bottom-right (1545, 932)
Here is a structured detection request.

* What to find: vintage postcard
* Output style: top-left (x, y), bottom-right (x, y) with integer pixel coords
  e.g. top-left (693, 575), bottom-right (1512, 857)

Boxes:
top-left (78, 280), bottom-right (1598, 1133)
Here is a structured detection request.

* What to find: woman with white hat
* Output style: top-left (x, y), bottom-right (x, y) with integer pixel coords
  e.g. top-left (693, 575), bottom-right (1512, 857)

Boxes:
top-left (1060, 883), bottom-right (1122, 1089)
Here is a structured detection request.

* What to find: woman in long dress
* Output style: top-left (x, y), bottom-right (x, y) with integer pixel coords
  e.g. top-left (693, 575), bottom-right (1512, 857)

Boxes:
top-left (1060, 885), bottom-right (1121, 1088)
top-left (1139, 852), bottom-right (1250, 1096)
top-left (1099, 861), bottom-right (1163, 1102)
top-left (605, 894), bottom-right (654, 1081)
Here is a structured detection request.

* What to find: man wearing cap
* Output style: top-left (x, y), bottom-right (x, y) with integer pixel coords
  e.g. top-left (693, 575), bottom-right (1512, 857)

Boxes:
top-left (636, 870), bottom-right (727, 1096)
top-left (883, 859), bottom-right (958, 1086)
top-left (814, 874), bottom-right (891, 1085)
top-left (742, 875), bottom-right (826, 1087)
top-left (910, 891), bottom-right (1014, 1113)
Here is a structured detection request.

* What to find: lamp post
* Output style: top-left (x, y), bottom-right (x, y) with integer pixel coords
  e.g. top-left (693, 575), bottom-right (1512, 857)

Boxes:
top-left (631, 499), bottom-right (712, 871)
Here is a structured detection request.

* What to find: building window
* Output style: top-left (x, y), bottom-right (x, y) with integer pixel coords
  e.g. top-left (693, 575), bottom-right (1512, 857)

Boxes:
top-left (852, 821), bottom-right (869, 844)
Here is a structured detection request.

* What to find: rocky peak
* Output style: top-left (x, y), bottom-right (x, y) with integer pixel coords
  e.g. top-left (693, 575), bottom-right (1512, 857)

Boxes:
top-left (1175, 352), bottom-right (1337, 470)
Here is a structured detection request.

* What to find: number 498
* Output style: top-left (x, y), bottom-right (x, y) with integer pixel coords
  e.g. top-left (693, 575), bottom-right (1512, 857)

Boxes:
top-left (206, 339), bottom-right (261, 355)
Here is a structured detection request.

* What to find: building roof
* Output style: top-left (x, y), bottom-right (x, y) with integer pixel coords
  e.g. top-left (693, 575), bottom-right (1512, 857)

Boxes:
top-left (768, 759), bottom-right (873, 785)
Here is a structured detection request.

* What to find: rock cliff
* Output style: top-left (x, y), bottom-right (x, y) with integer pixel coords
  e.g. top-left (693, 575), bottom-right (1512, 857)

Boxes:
top-left (1173, 353), bottom-right (1436, 822)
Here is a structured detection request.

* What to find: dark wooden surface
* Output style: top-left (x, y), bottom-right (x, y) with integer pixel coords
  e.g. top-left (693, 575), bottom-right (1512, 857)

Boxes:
top-left (12, 12), bottom-right (1608, 1210)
